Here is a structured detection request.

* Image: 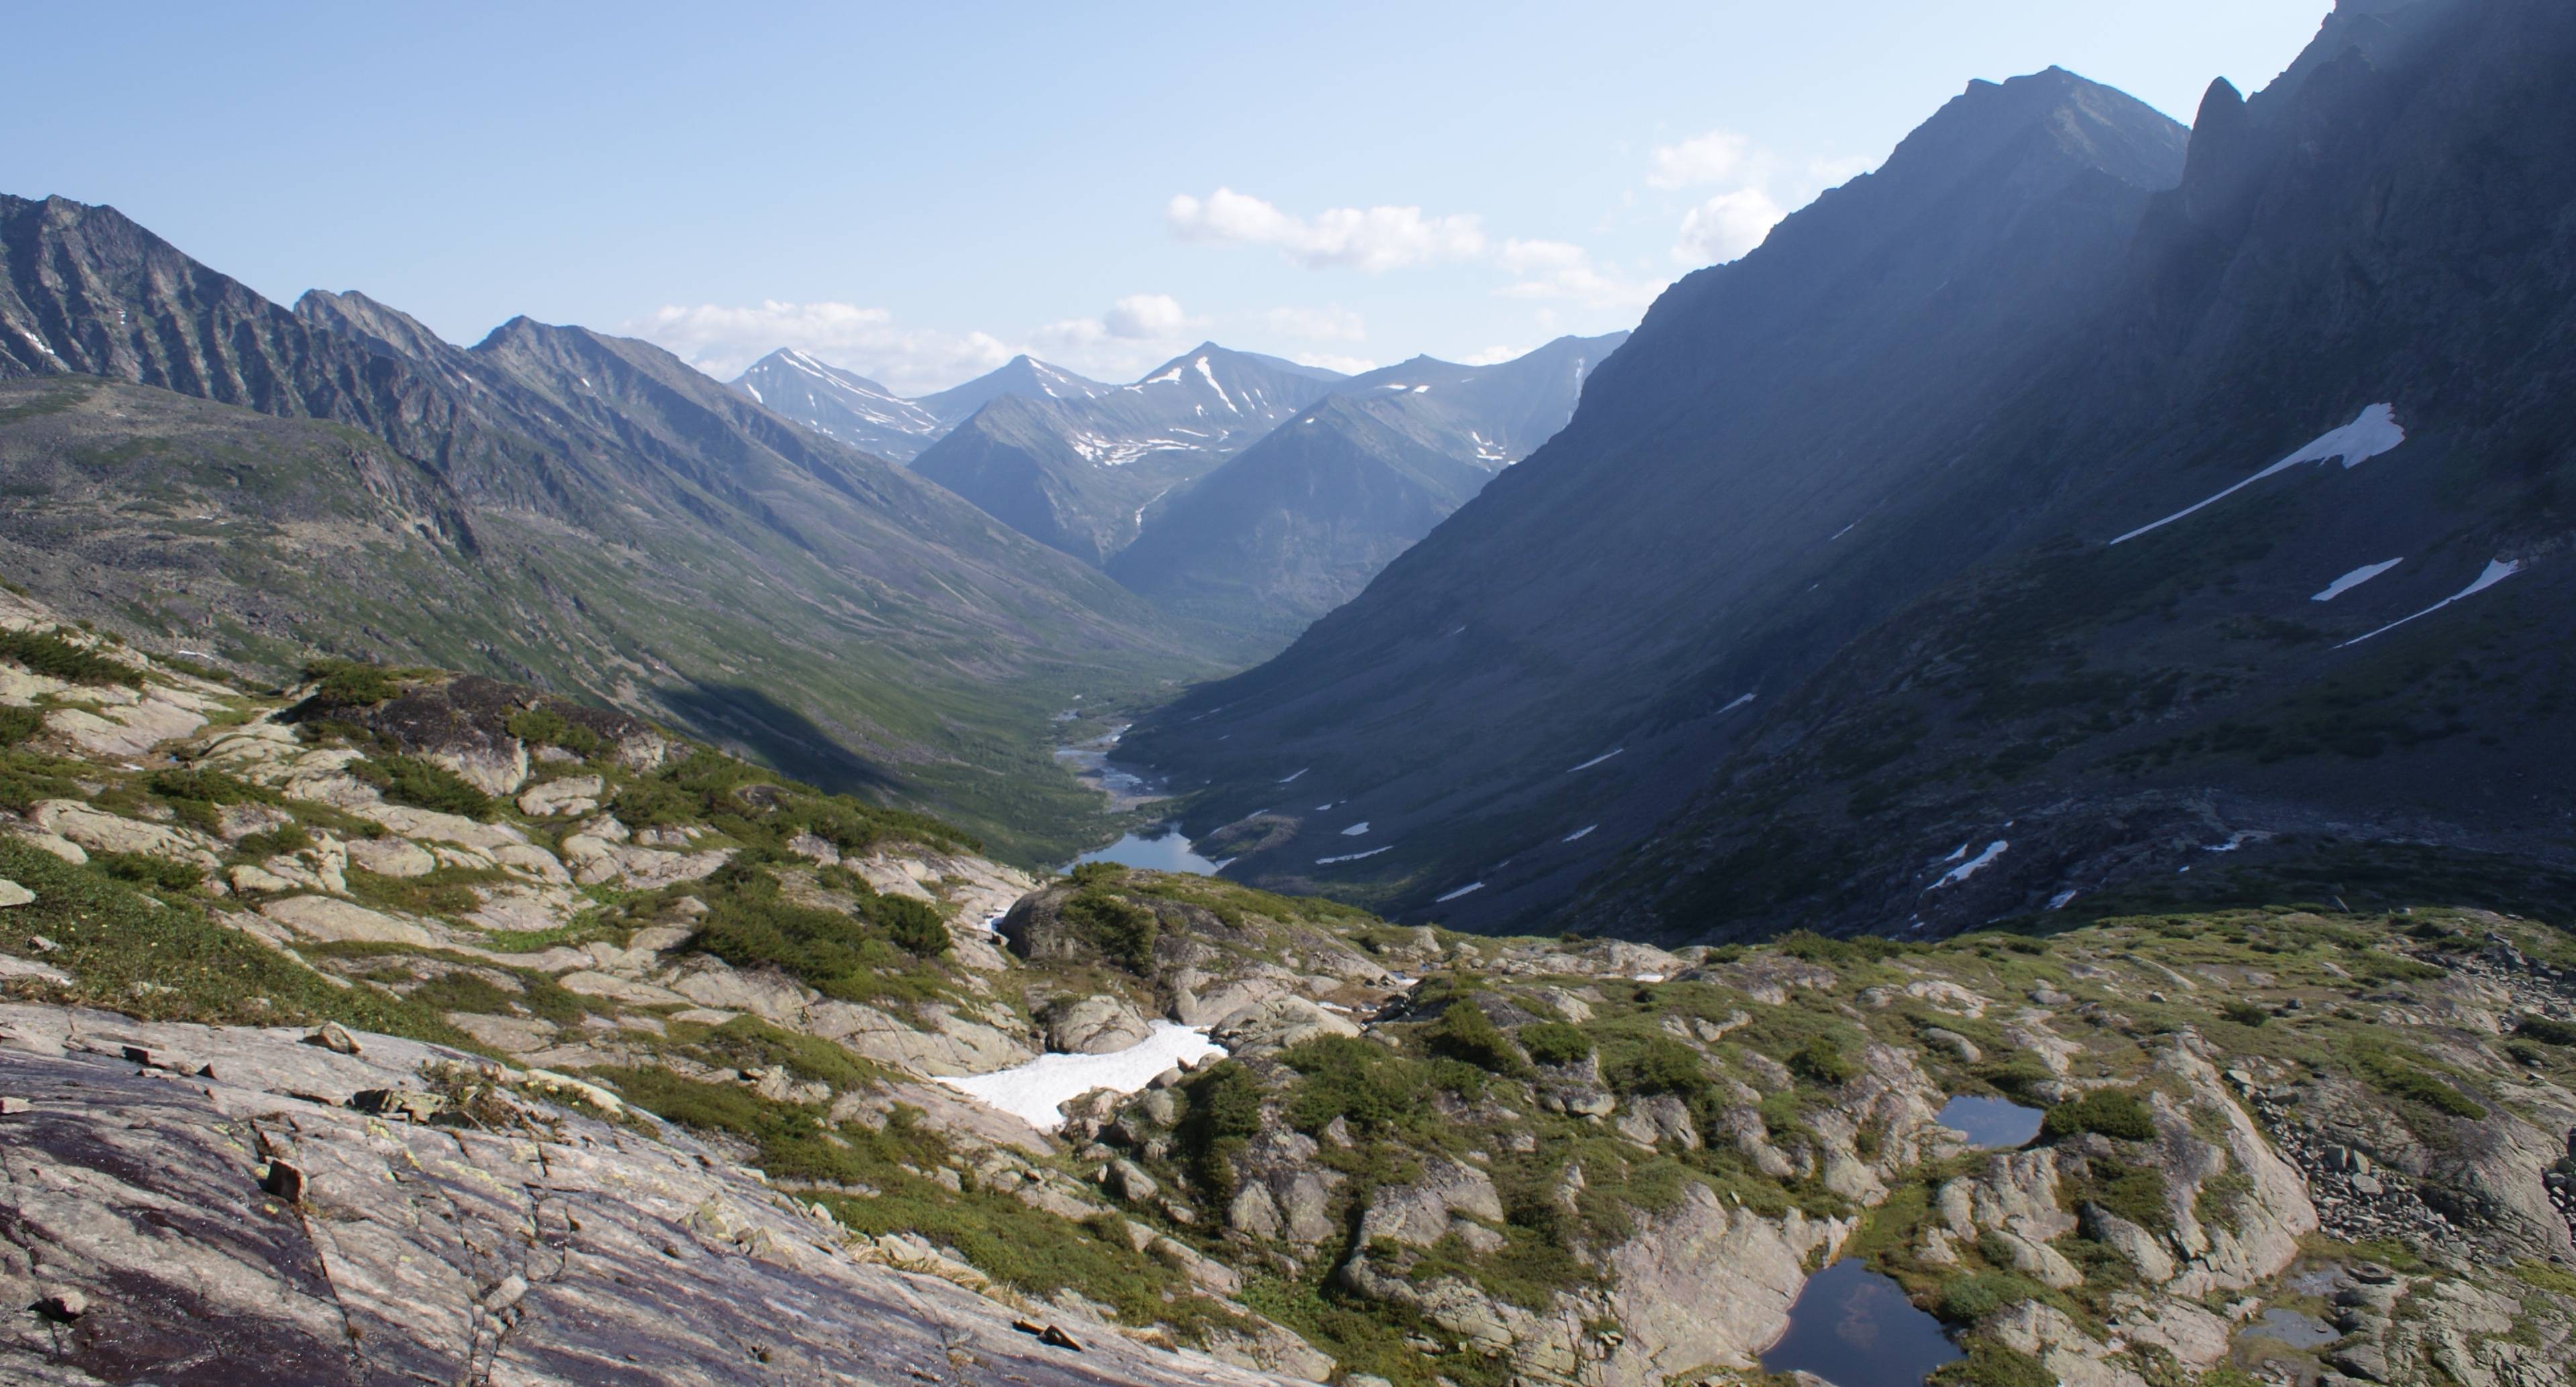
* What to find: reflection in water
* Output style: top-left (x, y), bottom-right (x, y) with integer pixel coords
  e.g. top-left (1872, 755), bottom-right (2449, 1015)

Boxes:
top-left (1761, 1260), bottom-right (1962, 1387)
top-left (1071, 824), bottom-right (1225, 875)
top-left (1937, 1093), bottom-right (2045, 1149)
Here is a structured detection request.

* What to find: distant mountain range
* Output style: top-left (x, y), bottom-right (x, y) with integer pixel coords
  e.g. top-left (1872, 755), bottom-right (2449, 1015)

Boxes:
top-left (739, 331), bottom-right (1623, 650)
top-left (0, 193), bottom-right (1213, 859)
top-left (1129, 0), bottom-right (2576, 937)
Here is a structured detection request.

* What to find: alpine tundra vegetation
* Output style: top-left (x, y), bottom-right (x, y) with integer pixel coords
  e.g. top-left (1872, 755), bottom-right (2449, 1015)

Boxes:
top-left (1, 0), bottom-right (2573, 1384)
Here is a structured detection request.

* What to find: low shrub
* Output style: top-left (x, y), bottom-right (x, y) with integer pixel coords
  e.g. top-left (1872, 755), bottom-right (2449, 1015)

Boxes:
top-left (0, 706), bottom-right (40, 748)
top-left (1605, 1035), bottom-right (1707, 1096)
top-left (1178, 1060), bottom-right (1266, 1194)
top-left (1519, 1020), bottom-right (1594, 1066)
top-left (1281, 1035), bottom-right (1422, 1133)
top-left (1931, 1339), bottom-right (2054, 1387)
top-left (1423, 999), bottom-right (1527, 1076)
top-left (89, 850), bottom-right (205, 894)
top-left (2039, 1088), bottom-right (2157, 1143)
top-left (351, 755), bottom-right (495, 820)
top-left (0, 628), bottom-right (141, 688)
top-left (1060, 889), bottom-right (1158, 973)
top-left (1937, 1272), bottom-right (2047, 1325)
top-left (503, 706), bottom-right (606, 757)
top-left (1790, 1035), bottom-right (1860, 1087)
top-left (299, 659), bottom-right (403, 708)
top-left (2514, 1015), bottom-right (2576, 1046)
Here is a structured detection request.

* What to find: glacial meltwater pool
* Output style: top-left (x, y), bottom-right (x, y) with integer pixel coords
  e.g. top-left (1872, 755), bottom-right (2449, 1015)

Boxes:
top-left (1069, 824), bottom-right (1226, 875)
top-left (1760, 1260), bottom-right (1962, 1387)
top-left (1936, 1093), bottom-right (2044, 1149)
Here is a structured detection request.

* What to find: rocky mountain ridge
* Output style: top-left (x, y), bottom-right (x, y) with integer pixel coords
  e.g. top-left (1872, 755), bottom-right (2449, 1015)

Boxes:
top-left (0, 586), bottom-right (2569, 1387)
top-left (0, 195), bottom-right (1212, 860)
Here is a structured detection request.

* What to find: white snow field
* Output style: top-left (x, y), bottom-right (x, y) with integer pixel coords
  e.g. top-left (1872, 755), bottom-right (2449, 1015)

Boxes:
top-left (936, 1022), bottom-right (1225, 1132)
top-left (2314, 558), bottom-right (2404, 602)
top-left (2338, 557), bottom-right (2522, 648)
top-left (1934, 840), bottom-right (2010, 887)
top-left (2111, 404), bottom-right (2406, 546)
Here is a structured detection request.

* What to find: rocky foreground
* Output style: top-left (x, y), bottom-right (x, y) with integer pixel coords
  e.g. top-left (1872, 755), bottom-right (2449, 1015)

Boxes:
top-left (0, 590), bottom-right (2572, 1387)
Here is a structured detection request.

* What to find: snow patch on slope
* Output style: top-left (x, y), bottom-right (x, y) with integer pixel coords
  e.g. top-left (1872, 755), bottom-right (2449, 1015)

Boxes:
top-left (936, 1022), bottom-right (1224, 1132)
top-left (2314, 559), bottom-right (2404, 602)
top-left (2337, 558), bottom-right (2522, 649)
top-left (2112, 404), bottom-right (2406, 546)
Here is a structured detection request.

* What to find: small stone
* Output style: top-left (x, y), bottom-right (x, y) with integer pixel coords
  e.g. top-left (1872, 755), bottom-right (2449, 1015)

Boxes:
top-left (262, 1159), bottom-right (306, 1201)
top-left (309, 1021), bottom-right (361, 1055)
top-left (480, 1273), bottom-right (529, 1312)
top-left (0, 879), bottom-right (31, 908)
top-left (0, 1097), bottom-right (28, 1115)
top-left (1038, 1325), bottom-right (1083, 1352)
top-left (36, 1288), bottom-right (86, 1321)
top-left (26, 934), bottom-right (60, 954)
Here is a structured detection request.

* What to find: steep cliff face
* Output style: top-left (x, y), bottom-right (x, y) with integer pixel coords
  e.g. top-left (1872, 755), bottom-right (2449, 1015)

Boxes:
top-left (1579, 0), bottom-right (2576, 940)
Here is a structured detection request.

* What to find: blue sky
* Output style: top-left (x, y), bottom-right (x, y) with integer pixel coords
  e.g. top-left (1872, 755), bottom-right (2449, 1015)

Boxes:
top-left (15, 1), bottom-right (2331, 394)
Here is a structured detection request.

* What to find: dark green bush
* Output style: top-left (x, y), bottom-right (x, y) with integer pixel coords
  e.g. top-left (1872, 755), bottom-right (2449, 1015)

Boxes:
top-left (0, 629), bottom-right (140, 688)
top-left (351, 755), bottom-right (495, 820)
top-left (684, 863), bottom-right (940, 1003)
top-left (1790, 1035), bottom-right (1860, 1087)
top-left (89, 850), bottom-right (204, 893)
top-left (1281, 1035), bottom-right (1421, 1133)
top-left (1605, 1036), bottom-right (1707, 1096)
top-left (2039, 1088), bottom-right (2157, 1143)
top-left (1519, 1021), bottom-right (1594, 1066)
top-left (145, 767), bottom-right (275, 806)
top-left (504, 706), bottom-right (605, 757)
top-left (0, 706), bottom-right (40, 748)
top-left (2514, 1015), bottom-right (2576, 1046)
top-left (1423, 999), bottom-right (1527, 1076)
top-left (877, 893), bottom-right (951, 956)
top-left (1061, 889), bottom-right (1158, 973)
top-left (299, 659), bottom-right (402, 708)
top-left (2220, 1001), bottom-right (2271, 1028)
top-left (1931, 1339), bottom-right (2054, 1387)
top-left (1179, 1060), bottom-right (1266, 1193)
top-left (1937, 1272), bottom-right (2047, 1325)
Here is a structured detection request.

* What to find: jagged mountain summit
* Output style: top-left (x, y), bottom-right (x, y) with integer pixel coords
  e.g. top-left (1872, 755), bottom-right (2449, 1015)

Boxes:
top-left (1132, 0), bottom-right (2576, 941)
top-left (908, 344), bottom-right (1352, 568)
top-left (729, 347), bottom-right (941, 460)
top-left (912, 351), bottom-right (1117, 425)
top-left (0, 192), bottom-right (1211, 858)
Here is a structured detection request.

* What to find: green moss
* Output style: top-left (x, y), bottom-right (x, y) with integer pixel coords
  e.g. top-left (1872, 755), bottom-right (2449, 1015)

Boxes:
top-left (0, 837), bottom-right (464, 1042)
top-left (1931, 1339), bottom-right (2053, 1387)
top-left (350, 755), bottom-right (495, 820)
top-left (2347, 1038), bottom-right (2487, 1119)
top-left (504, 706), bottom-right (605, 757)
top-left (0, 628), bottom-right (141, 688)
top-left (680, 862), bottom-right (952, 1007)
top-left (1282, 1035), bottom-right (1424, 1133)
top-left (2039, 1089), bottom-right (2157, 1143)
top-left (1938, 1272), bottom-right (2049, 1324)
top-left (0, 706), bottom-right (42, 748)
top-left (1519, 1021), bottom-right (1593, 1066)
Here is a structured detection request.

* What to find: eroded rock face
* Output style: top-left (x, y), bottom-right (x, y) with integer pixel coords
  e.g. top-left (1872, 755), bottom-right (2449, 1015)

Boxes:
top-left (0, 1007), bottom-right (1302, 1387)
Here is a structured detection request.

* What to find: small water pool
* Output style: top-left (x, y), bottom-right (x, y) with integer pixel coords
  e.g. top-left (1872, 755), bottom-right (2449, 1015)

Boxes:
top-left (1070, 824), bottom-right (1225, 875)
top-left (1761, 1260), bottom-right (1962, 1387)
top-left (2239, 1307), bottom-right (2340, 1349)
top-left (1936, 1094), bottom-right (2043, 1149)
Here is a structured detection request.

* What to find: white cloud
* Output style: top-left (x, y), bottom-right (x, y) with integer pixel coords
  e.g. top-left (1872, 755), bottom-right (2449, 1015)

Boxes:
top-left (1672, 188), bottom-right (1787, 265)
top-left (1102, 293), bottom-right (1189, 339)
top-left (1647, 130), bottom-right (1757, 190)
top-left (1495, 237), bottom-right (1668, 309)
top-left (1265, 305), bottom-right (1368, 341)
top-left (626, 300), bottom-right (1012, 394)
top-left (1168, 188), bottom-right (1487, 271)
top-left (1292, 352), bottom-right (1379, 375)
